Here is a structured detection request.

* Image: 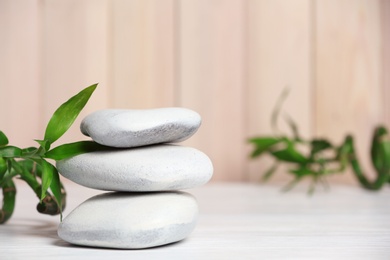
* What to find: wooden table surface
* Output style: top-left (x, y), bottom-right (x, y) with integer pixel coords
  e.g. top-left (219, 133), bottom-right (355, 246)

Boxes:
top-left (1, 181), bottom-right (390, 259)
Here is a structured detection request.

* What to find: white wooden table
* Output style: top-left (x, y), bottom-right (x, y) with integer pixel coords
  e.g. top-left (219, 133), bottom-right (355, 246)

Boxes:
top-left (1, 181), bottom-right (390, 259)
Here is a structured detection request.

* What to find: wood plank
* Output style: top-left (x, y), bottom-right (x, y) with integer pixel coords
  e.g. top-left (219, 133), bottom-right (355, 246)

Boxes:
top-left (179, 0), bottom-right (246, 181)
top-left (110, 0), bottom-right (175, 109)
top-left (246, 0), bottom-right (312, 182)
top-left (3, 182), bottom-right (390, 258)
top-left (43, 0), bottom-right (110, 145)
top-left (0, 0), bottom-right (42, 147)
top-left (315, 0), bottom-right (383, 184)
top-left (382, 0), bottom-right (390, 126)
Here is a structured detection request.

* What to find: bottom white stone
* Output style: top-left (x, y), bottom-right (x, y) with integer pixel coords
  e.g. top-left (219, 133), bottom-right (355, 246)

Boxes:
top-left (58, 191), bottom-right (198, 249)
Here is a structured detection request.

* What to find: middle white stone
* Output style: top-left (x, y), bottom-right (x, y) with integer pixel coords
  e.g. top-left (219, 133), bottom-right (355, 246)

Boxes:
top-left (56, 144), bottom-right (213, 192)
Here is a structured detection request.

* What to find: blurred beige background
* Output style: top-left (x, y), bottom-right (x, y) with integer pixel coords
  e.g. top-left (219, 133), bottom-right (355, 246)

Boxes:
top-left (0, 0), bottom-right (389, 185)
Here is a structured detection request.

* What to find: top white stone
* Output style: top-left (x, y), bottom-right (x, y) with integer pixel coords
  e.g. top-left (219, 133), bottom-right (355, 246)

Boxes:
top-left (80, 108), bottom-right (201, 148)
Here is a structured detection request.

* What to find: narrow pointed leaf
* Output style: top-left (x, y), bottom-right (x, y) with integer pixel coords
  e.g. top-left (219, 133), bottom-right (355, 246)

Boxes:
top-left (262, 162), bottom-right (279, 182)
top-left (289, 167), bottom-right (316, 177)
top-left (45, 141), bottom-right (109, 160)
top-left (248, 137), bottom-right (281, 158)
top-left (0, 157), bottom-right (7, 181)
top-left (35, 139), bottom-right (50, 153)
top-left (0, 146), bottom-right (22, 158)
top-left (49, 167), bottom-right (63, 219)
top-left (21, 147), bottom-right (39, 158)
top-left (6, 159), bottom-right (12, 174)
top-left (310, 139), bottom-right (332, 156)
top-left (44, 84), bottom-right (97, 145)
top-left (271, 87), bottom-right (290, 134)
top-left (40, 160), bottom-right (54, 201)
top-left (0, 131), bottom-right (8, 146)
top-left (271, 142), bottom-right (308, 163)
top-left (284, 113), bottom-right (301, 141)
top-left (336, 137), bottom-right (351, 166)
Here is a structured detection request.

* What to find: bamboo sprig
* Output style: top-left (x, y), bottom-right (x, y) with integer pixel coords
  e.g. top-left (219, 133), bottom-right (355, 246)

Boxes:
top-left (0, 84), bottom-right (107, 224)
top-left (248, 90), bottom-right (390, 193)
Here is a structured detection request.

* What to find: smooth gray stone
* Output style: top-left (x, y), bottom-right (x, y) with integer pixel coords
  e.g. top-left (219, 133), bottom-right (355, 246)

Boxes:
top-left (58, 192), bottom-right (198, 249)
top-left (80, 108), bottom-right (201, 147)
top-left (56, 144), bottom-right (213, 192)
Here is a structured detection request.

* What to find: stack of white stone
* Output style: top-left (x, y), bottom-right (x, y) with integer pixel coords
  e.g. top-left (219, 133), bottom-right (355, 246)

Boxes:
top-left (56, 108), bottom-right (213, 249)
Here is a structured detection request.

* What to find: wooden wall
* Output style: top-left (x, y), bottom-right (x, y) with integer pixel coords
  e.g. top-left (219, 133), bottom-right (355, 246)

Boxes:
top-left (0, 0), bottom-right (388, 184)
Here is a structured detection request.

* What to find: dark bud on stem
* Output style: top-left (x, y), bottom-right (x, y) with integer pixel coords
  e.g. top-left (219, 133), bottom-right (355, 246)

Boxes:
top-left (36, 190), bottom-right (66, 216)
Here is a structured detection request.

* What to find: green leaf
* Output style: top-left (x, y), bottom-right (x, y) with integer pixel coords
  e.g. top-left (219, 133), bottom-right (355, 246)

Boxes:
top-left (35, 139), bottom-right (50, 153)
top-left (248, 137), bottom-right (281, 157)
top-left (262, 162), bottom-right (279, 182)
top-left (49, 167), bottom-right (63, 219)
top-left (20, 159), bottom-right (36, 173)
top-left (45, 141), bottom-right (109, 160)
top-left (284, 113), bottom-right (301, 141)
top-left (271, 142), bottom-right (308, 164)
top-left (10, 159), bottom-right (41, 200)
top-left (44, 84), bottom-right (98, 145)
top-left (22, 147), bottom-right (38, 154)
top-left (0, 146), bottom-right (22, 158)
top-left (6, 159), bottom-right (12, 175)
top-left (0, 131), bottom-right (8, 146)
top-left (310, 139), bottom-right (332, 156)
top-left (40, 160), bottom-right (54, 201)
top-left (21, 147), bottom-right (39, 158)
top-left (336, 136), bottom-right (353, 171)
top-left (0, 157), bottom-right (7, 181)
top-left (271, 87), bottom-right (290, 134)
top-left (289, 167), bottom-right (316, 177)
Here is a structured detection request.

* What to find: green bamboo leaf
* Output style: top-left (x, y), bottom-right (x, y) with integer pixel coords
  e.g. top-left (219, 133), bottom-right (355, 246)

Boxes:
top-left (284, 113), bottom-right (301, 141)
top-left (35, 139), bottom-right (50, 153)
top-left (0, 157), bottom-right (6, 176)
top-left (271, 142), bottom-right (308, 163)
top-left (10, 159), bottom-right (42, 201)
top-left (289, 167), bottom-right (316, 177)
top-left (248, 137), bottom-right (281, 158)
top-left (45, 141), bottom-right (109, 160)
top-left (310, 139), bottom-right (333, 156)
top-left (336, 138), bottom-right (350, 164)
top-left (21, 147), bottom-right (39, 158)
top-left (0, 157), bottom-right (7, 184)
top-left (44, 84), bottom-right (98, 145)
top-left (0, 131), bottom-right (8, 147)
top-left (49, 167), bottom-right (63, 219)
top-left (6, 159), bottom-right (12, 175)
top-left (40, 160), bottom-right (54, 201)
top-left (271, 88), bottom-right (290, 134)
top-left (20, 159), bottom-right (36, 174)
top-left (0, 146), bottom-right (22, 158)
top-left (262, 162), bottom-right (279, 182)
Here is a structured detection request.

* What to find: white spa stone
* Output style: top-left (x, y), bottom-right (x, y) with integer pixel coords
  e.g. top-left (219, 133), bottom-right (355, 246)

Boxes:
top-left (80, 108), bottom-right (201, 147)
top-left (58, 191), bottom-right (198, 249)
top-left (56, 144), bottom-right (213, 192)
